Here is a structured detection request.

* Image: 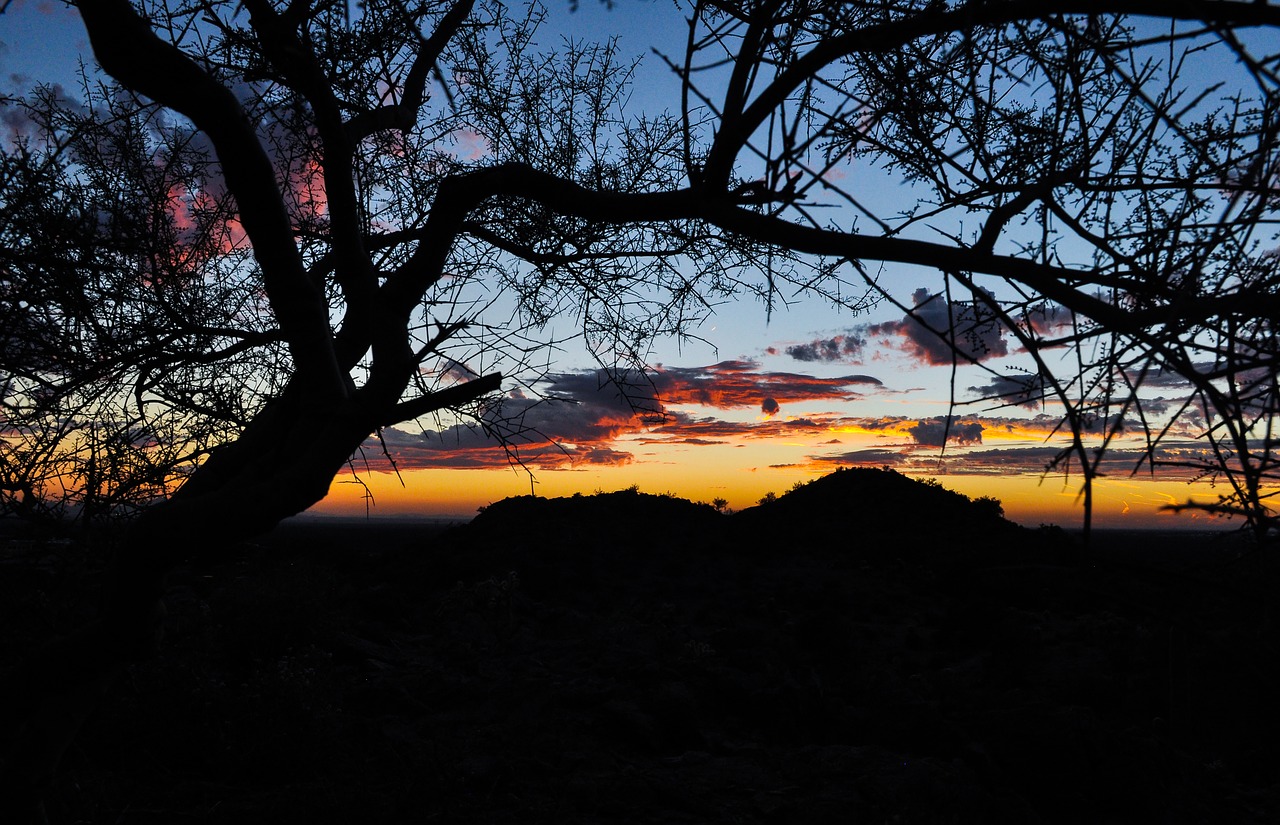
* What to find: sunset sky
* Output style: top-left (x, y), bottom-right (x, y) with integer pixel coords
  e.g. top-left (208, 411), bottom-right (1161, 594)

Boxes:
top-left (315, 294), bottom-right (1235, 529)
top-left (1, 1), bottom-right (1261, 530)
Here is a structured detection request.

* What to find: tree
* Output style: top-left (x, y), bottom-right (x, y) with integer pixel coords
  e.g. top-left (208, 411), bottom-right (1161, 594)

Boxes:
top-left (3, 0), bottom-right (1279, 818)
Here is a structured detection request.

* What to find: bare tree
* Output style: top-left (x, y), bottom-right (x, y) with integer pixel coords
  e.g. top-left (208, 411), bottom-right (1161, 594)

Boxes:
top-left (2, 0), bottom-right (1280, 819)
top-left (667, 1), bottom-right (1280, 541)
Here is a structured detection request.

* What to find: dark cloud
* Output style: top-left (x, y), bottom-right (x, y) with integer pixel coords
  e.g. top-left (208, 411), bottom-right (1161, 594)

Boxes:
top-left (347, 374), bottom-right (651, 471)
top-left (935, 445), bottom-right (1065, 473)
top-left (811, 449), bottom-right (907, 467)
top-left (803, 446), bottom-right (1060, 479)
top-left (1079, 412), bottom-right (1146, 435)
top-left (785, 333), bottom-right (867, 363)
top-left (357, 412), bottom-right (638, 472)
top-left (804, 439), bottom-right (1235, 482)
top-left (925, 444), bottom-right (1224, 481)
top-left (967, 373), bottom-right (1050, 409)
top-left (1139, 397), bottom-right (1172, 416)
top-left (1, 82), bottom-right (80, 142)
top-left (554, 446), bottom-right (634, 467)
top-left (778, 294), bottom-right (1060, 370)
top-left (867, 288), bottom-right (1008, 366)
top-left (1, 102), bottom-right (36, 141)
top-left (651, 360), bottom-right (880, 410)
top-left (1125, 367), bottom-right (1199, 389)
top-left (907, 417), bottom-right (984, 447)
top-left (849, 416), bottom-right (911, 433)
top-left (356, 361), bottom-right (883, 471)
top-left (635, 412), bottom-right (835, 445)
top-left (1019, 302), bottom-right (1076, 337)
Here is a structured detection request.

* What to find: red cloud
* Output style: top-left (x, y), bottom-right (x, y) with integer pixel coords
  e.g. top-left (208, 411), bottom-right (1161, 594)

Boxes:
top-left (652, 360), bottom-right (882, 411)
top-left (346, 363), bottom-right (887, 472)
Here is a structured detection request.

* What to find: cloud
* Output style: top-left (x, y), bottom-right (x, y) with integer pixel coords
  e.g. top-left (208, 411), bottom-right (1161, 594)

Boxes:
top-left (1018, 302), bottom-right (1076, 337)
top-left (1, 82), bottom-right (82, 143)
top-left (648, 360), bottom-right (882, 411)
top-left (1, 100), bottom-right (37, 142)
top-left (784, 333), bottom-right (867, 363)
top-left (967, 373), bottom-right (1050, 409)
top-left (804, 435), bottom-right (1238, 482)
top-left (1138, 397), bottom-right (1173, 417)
top-left (933, 443), bottom-right (1226, 481)
top-left (451, 128), bottom-right (490, 161)
top-left (1124, 363), bottom-right (1216, 390)
top-left (782, 292), bottom-right (1084, 370)
top-left (344, 372), bottom-right (652, 472)
top-left (869, 288), bottom-right (1008, 366)
top-left (811, 448), bottom-right (908, 467)
top-left (633, 411), bottom-right (838, 446)
top-left (343, 360), bottom-right (1209, 477)
top-left (356, 408), bottom-right (638, 472)
top-left (352, 360), bottom-right (882, 472)
top-left (906, 416), bottom-right (984, 447)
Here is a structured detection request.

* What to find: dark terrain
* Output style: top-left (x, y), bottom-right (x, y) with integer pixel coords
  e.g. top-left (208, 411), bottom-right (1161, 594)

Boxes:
top-left (2, 467), bottom-right (1278, 823)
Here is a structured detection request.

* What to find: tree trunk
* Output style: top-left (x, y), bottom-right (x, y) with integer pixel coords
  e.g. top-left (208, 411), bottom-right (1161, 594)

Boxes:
top-left (0, 397), bottom-right (374, 823)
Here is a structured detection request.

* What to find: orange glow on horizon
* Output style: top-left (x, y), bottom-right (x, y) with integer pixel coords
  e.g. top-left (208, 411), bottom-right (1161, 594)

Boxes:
top-left (311, 458), bottom-right (1250, 532)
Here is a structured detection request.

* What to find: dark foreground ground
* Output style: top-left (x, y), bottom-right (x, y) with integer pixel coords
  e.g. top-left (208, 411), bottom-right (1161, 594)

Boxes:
top-left (2, 468), bottom-right (1278, 823)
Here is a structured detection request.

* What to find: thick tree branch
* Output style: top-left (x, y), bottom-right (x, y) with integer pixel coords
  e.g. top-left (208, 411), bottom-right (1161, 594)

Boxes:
top-left (240, 0), bottom-right (380, 355)
top-left (381, 163), bottom-right (704, 315)
top-left (704, 0), bottom-right (1280, 187)
top-left (697, 202), bottom-right (1271, 334)
top-left (383, 371), bottom-right (503, 427)
top-left (345, 0), bottom-right (478, 141)
top-left (76, 0), bottom-right (345, 398)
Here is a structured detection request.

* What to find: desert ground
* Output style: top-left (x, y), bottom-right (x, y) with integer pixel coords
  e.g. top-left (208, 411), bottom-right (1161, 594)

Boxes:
top-left (2, 468), bottom-right (1277, 823)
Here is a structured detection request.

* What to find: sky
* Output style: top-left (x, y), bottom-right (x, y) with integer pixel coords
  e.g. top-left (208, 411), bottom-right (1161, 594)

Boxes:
top-left (0, 0), bottom-right (1265, 530)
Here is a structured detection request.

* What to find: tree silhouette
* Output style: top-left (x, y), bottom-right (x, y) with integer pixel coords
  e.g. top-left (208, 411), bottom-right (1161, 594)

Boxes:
top-left (2, 0), bottom-right (1280, 818)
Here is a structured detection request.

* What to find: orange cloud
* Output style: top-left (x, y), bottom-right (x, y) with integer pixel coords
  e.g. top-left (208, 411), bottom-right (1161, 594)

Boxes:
top-left (354, 364), bottom-right (884, 472)
top-left (651, 360), bottom-right (881, 413)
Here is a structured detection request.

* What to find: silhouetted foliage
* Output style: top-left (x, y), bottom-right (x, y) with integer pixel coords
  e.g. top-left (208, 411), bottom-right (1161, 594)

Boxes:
top-left (3, 1), bottom-right (1280, 820)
